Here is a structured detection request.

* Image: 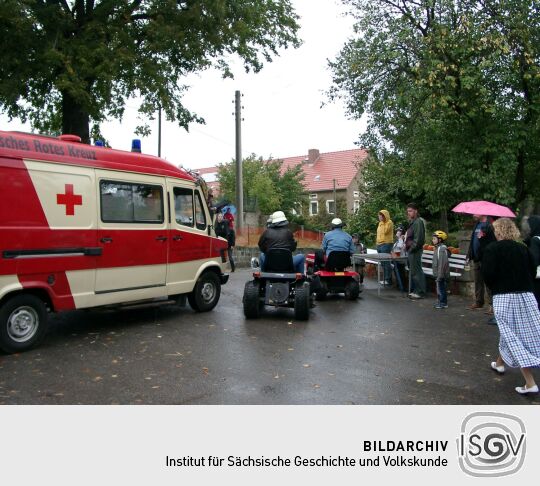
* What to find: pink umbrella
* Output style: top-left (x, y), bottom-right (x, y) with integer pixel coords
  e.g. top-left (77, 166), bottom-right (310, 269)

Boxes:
top-left (451, 201), bottom-right (516, 218)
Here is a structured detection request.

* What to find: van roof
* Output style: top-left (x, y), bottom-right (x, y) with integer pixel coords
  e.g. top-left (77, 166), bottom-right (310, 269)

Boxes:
top-left (0, 130), bottom-right (195, 181)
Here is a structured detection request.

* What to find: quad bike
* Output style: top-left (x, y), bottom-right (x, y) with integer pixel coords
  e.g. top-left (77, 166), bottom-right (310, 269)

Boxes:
top-left (306, 250), bottom-right (361, 301)
top-left (243, 249), bottom-right (312, 320)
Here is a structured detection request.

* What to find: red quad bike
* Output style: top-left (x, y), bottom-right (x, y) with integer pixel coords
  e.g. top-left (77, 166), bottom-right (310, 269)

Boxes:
top-left (243, 249), bottom-right (312, 320)
top-left (306, 251), bottom-right (360, 301)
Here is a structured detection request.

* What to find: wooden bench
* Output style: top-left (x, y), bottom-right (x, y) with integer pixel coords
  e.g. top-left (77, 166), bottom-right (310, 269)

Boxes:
top-left (362, 248), bottom-right (467, 293)
top-left (421, 249), bottom-right (467, 279)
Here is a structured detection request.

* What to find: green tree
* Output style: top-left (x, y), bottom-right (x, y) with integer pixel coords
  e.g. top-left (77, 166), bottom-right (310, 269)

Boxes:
top-left (329, 0), bottom-right (540, 214)
top-left (0, 0), bottom-right (300, 142)
top-left (217, 154), bottom-right (306, 216)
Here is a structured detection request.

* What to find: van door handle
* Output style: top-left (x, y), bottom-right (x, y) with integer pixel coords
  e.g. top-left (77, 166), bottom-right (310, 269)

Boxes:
top-left (155, 236), bottom-right (168, 241)
top-left (172, 235), bottom-right (183, 241)
top-left (100, 237), bottom-right (113, 243)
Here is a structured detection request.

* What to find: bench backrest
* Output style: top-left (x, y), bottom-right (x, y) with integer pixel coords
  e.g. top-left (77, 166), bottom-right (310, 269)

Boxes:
top-left (421, 249), bottom-right (466, 273)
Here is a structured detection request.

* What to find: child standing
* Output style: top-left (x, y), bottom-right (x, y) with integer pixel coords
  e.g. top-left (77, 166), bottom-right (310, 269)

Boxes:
top-left (432, 231), bottom-right (450, 309)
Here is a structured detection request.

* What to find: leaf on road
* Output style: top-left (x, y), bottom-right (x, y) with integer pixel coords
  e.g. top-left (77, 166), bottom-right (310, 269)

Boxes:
top-left (303, 364), bottom-right (311, 368)
top-left (416, 379), bottom-right (424, 383)
top-left (202, 367), bottom-right (209, 375)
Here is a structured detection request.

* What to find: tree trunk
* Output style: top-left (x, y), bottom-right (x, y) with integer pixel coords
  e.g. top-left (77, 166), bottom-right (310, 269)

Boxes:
top-left (61, 90), bottom-right (90, 143)
top-left (515, 149), bottom-right (526, 206)
top-left (439, 209), bottom-right (448, 233)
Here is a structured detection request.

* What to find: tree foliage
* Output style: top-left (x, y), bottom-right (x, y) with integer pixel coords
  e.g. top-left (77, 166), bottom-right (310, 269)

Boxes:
top-left (329, 0), bottom-right (540, 227)
top-left (0, 0), bottom-right (300, 142)
top-left (217, 154), bottom-right (306, 216)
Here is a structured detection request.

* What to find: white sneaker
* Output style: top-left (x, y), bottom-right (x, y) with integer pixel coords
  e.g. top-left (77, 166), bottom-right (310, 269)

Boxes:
top-left (490, 361), bottom-right (505, 374)
top-left (379, 280), bottom-right (386, 285)
top-left (408, 293), bottom-right (422, 299)
top-left (515, 384), bottom-right (539, 394)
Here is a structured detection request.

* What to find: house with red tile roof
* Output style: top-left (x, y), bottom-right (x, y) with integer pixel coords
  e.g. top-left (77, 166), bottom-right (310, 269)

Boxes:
top-left (280, 148), bottom-right (368, 216)
top-left (195, 147), bottom-right (368, 216)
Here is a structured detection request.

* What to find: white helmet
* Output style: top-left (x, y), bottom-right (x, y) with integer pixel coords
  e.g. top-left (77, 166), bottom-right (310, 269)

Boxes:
top-left (271, 211), bottom-right (288, 224)
top-left (331, 218), bottom-right (344, 228)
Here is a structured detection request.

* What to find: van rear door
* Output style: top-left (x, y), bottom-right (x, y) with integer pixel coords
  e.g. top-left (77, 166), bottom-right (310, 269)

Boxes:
top-left (94, 170), bottom-right (168, 299)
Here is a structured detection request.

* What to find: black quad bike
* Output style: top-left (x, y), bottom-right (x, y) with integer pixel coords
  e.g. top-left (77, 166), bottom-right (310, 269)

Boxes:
top-left (243, 249), bottom-right (312, 321)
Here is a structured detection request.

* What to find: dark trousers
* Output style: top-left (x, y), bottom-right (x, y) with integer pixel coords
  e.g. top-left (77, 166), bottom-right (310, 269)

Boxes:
top-left (472, 260), bottom-right (491, 306)
top-left (436, 279), bottom-right (447, 305)
top-left (408, 250), bottom-right (426, 295)
top-left (228, 247), bottom-right (235, 271)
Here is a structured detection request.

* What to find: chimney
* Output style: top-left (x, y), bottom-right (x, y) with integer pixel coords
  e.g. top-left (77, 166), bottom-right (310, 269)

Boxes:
top-left (308, 148), bottom-right (320, 164)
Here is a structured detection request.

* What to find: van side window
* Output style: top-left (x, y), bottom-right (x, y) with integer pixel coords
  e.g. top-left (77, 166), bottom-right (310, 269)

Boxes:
top-left (194, 191), bottom-right (207, 230)
top-left (100, 181), bottom-right (163, 223)
top-left (174, 187), bottom-right (194, 227)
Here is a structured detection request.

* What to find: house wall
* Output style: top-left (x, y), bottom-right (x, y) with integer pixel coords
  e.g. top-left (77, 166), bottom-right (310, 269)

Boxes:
top-left (307, 189), bottom-right (347, 215)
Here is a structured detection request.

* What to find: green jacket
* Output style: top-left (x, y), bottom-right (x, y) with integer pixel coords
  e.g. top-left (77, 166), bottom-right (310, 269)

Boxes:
top-left (405, 217), bottom-right (425, 254)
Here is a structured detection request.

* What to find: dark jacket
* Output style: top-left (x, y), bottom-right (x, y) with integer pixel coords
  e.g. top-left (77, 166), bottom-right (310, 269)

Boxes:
top-left (215, 220), bottom-right (235, 248)
top-left (481, 240), bottom-right (536, 295)
top-left (467, 220), bottom-right (496, 262)
top-left (405, 217), bottom-right (425, 253)
top-left (258, 223), bottom-right (297, 253)
top-left (526, 215), bottom-right (540, 267)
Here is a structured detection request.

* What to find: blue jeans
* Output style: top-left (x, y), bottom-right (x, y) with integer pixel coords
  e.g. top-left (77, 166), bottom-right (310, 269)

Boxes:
top-left (437, 279), bottom-right (447, 305)
top-left (377, 243), bottom-right (393, 282)
top-left (260, 253), bottom-right (305, 273)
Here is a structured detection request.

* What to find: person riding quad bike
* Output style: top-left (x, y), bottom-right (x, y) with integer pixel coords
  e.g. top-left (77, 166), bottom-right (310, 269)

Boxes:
top-left (307, 219), bottom-right (361, 300)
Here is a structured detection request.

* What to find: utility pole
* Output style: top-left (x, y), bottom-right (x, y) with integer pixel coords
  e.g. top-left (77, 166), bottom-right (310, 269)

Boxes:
top-left (333, 179), bottom-right (337, 217)
top-left (234, 90), bottom-right (244, 232)
top-left (157, 105), bottom-right (162, 157)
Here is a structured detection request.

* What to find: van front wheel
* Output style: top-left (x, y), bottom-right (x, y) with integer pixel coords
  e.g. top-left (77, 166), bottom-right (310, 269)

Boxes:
top-left (188, 271), bottom-right (221, 312)
top-left (0, 294), bottom-right (49, 353)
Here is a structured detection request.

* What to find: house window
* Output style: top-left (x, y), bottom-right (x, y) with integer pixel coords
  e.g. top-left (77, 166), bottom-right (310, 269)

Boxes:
top-left (309, 193), bottom-right (318, 200)
top-left (310, 200), bottom-right (318, 216)
top-left (354, 200), bottom-right (360, 213)
top-left (353, 191), bottom-right (360, 198)
top-left (326, 200), bottom-right (335, 215)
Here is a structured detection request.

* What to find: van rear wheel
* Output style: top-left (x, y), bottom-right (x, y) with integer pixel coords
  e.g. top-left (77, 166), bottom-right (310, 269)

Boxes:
top-left (0, 294), bottom-right (49, 353)
top-left (188, 271), bottom-right (221, 312)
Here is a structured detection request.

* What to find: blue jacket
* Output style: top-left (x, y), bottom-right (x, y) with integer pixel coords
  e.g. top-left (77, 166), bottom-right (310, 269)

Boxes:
top-left (322, 228), bottom-right (356, 256)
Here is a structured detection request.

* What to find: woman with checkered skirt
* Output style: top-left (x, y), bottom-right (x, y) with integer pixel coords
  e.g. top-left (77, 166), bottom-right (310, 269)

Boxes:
top-left (482, 218), bottom-right (540, 394)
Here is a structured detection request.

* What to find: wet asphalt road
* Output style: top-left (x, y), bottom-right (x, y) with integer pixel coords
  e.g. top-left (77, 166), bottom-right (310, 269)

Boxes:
top-left (0, 269), bottom-right (539, 405)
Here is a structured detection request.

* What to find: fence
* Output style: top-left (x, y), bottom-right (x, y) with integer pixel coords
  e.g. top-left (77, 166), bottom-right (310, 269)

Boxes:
top-left (235, 226), bottom-right (324, 248)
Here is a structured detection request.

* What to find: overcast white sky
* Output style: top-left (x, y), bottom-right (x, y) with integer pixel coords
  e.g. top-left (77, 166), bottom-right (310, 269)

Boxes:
top-left (1, 0), bottom-right (365, 170)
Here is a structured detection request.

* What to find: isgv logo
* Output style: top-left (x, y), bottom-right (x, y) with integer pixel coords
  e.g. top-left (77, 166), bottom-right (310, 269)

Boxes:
top-left (457, 412), bottom-right (526, 477)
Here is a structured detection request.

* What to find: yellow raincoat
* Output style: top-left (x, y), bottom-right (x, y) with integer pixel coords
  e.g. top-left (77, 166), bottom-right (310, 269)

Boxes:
top-left (376, 209), bottom-right (394, 245)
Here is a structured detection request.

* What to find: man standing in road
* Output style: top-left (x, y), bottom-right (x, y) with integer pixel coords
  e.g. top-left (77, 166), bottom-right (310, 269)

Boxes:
top-left (405, 203), bottom-right (426, 299)
top-left (467, 214), bottom-right (495, 313)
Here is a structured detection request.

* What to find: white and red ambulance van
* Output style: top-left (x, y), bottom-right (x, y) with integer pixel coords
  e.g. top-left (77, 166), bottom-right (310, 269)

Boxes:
top-left (0, 130), bottom-right (229, 353)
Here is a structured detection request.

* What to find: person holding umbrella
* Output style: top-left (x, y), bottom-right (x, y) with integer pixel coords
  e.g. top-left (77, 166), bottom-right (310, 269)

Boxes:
top-left (466, 214), bottom-right (496, 313)
top-left (452, 201), bottom-right (514, 314)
